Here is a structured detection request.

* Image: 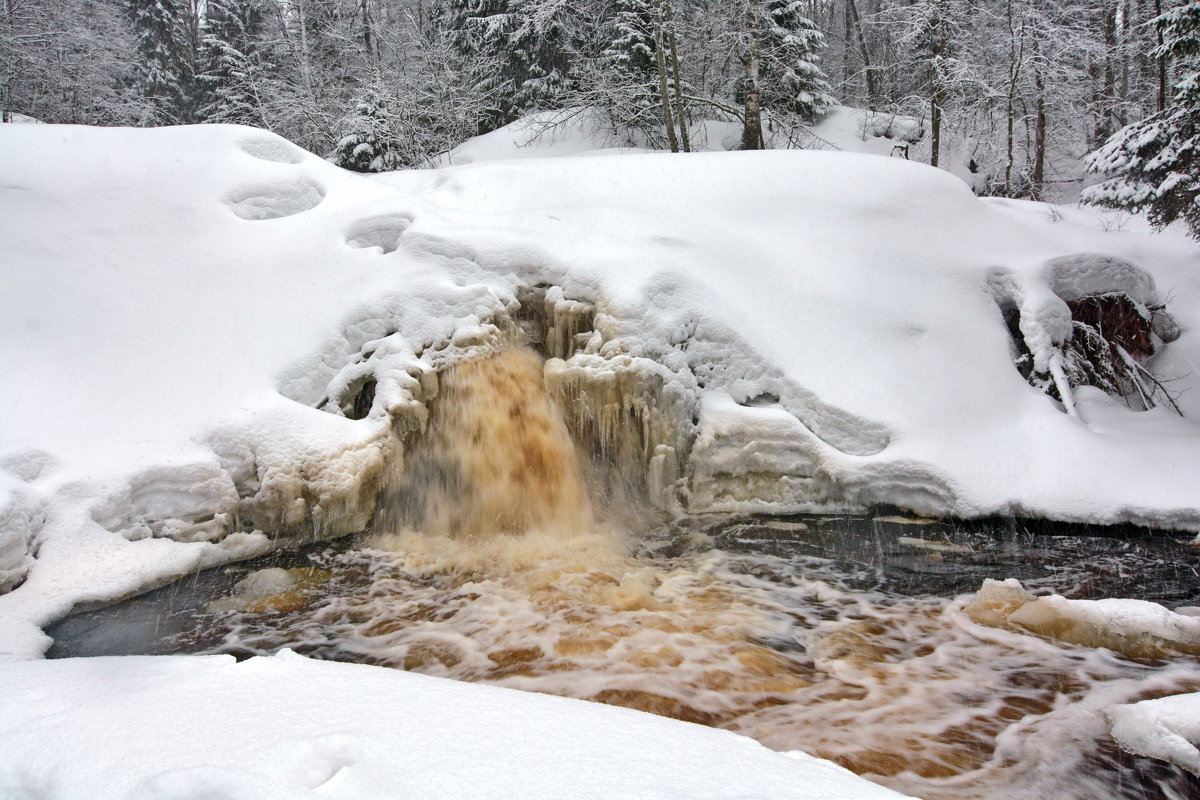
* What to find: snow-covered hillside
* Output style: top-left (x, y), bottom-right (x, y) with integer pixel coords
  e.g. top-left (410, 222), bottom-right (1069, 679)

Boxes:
top-left (2, 121), bottom-right (1199, 797)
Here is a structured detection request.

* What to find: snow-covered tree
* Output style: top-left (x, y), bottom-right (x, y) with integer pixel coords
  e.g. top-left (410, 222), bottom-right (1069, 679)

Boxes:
top-left (196, 0), bottom-right (268, 124)
top-left (331, 84), bottom-right (402, 172)
top-left (128, 0), bottom-right (203, 122)
top-left (1, 0), bottom-right (142, 124)
top-left (758, 0), bottom-right (833, 120)
top-left (443, 0), bottom-right (577, 132)
top-left (737, 0), bottom-right (833, 149)
top-left (1083, 0), bottom-right (1200, 238)
top-left (600, 0), bottom-right (660, 123)
top-left (585, 0), bottom-right (691, 149)
top-left (129, 0), bottom-right (187, 119)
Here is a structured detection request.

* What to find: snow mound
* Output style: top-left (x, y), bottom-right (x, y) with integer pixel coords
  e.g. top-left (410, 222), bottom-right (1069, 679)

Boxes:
top-left (224, 176), bottom-right (327, 220)
top-left (238, 135), bottom-right (309, 164)
top-left (0, 650), bottom-right (916, 800)
top-left (435, 105), bottom-right (925, 165)
top-left (1042, 252), bottom-right (1157, 303)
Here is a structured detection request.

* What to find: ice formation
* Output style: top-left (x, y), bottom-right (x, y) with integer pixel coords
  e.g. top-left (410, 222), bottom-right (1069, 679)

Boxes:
top-left (964, 578), bottom-right (1200, 659)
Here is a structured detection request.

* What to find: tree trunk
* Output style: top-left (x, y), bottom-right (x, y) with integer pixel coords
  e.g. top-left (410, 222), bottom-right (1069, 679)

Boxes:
top-left (664, 0), bottom-right (690, 152)
top-left (842, 0), bottom-right (853, 88)
top-left (1004, 0), bottom-right (1020, 194)
top-left (741, 0), bottom-right (764, 150)
top-left (928, 6), bottom-right (947, 168)
top-left (1032, 26), bottom-right (1047, 201)
top-left (1155, 0), bottom-right (1167, 111)
top-left (1117, 0), bottom-right (1130, 126)
top-left (297, 0), bottom-right (314, 96)
top-left (360, 0), bottom-right (375, 60)
top-left (1103, 0), bottom-right (1117, 134)
top-left (652, 0), bottom-right (680, 152)
top-left (846, 0), bottom-right (879, 111)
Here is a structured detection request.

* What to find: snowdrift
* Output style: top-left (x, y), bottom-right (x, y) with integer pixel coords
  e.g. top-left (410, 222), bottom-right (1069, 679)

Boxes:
top-left (0, 649), bottom-right (914, 799)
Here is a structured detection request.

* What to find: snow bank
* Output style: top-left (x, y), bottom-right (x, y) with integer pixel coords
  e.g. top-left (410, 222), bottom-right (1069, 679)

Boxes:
top-left (0, 649), bottom-right (915, 800)
top-left (435, 105), bottom-right (924, 166)
top-left (1107, 692), bottom-right (1200, 777)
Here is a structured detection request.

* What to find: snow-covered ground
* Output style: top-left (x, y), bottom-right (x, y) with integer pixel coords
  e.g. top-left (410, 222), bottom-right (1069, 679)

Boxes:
top-left (2, 120), bottom-right (1200, 795)
top-left (436, 104), bottom-right (925, 166)
top-left (0, 649), bottom-right (915, 799)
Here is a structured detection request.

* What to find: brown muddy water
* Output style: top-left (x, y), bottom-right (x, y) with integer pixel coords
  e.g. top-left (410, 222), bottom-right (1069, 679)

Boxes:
top-left (47, 348), bottom-right (1200, 800)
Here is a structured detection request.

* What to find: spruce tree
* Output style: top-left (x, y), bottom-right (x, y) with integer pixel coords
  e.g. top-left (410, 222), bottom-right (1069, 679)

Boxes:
top-left (759, 0), bottom-right (833, 120)
top-left (1083, 1), bottom-right (1200, 239)
top-left (331, 85), bottom-right (401, 172)
top-left (129, 0), bottom-right (189, 121)
top-left (600, 0), bottom-right (665, 134)
top-left (196, 0), bottom-right (267, 124)
top-left (443, 0), bottom-right (575, 133)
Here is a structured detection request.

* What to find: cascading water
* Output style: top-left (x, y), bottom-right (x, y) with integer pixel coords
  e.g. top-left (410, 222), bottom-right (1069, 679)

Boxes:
top-left (376, 346), bottom-right (596, 540)
top-left (46, 343), bottom-right (1200, 800)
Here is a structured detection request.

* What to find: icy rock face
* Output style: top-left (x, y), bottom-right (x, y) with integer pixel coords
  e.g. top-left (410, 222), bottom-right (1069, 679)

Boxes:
top-left (546, 353), bottom-right (694, 515)
top-left (964, 578), bottom-right (1200, 659)
top-left (512, 283), bottom-right (895, 517)
top-left (515, 284), bottom-right (597, 361)
top-left (687, 394), bottom-right (841, 514)
top-left (89, 462), bottom-right (240, 544)
top-left (208, 406), bottom-right (393, 541)
top-left (0, 484), bottom-right (43, 593)
top-left (0, 453), bottom-right (56, 592)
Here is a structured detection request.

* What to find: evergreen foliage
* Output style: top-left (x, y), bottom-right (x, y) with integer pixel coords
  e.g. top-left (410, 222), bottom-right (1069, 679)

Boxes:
top-left (331, 85), bottom-right (404, 172)
top-left (0, 0), bottom-right (1185, 188)
top-left (444, 0), bottom-right (575, 133)
top-left (758, 0), bottom-right (833, 120)
top-left (129, 0), bottom-right (190, 121)
top-left (1083, 1), bottom-right (1200, 239)
top-left (597, 0), bottom-right (669, 137)
top-left (196, 0), bottom-right (267, 124)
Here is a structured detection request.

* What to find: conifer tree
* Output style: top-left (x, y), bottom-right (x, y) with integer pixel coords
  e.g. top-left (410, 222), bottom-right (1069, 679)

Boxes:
top-left (1083, 0), bottom-right (1200, 238)
top-left (129, 0), bottom-right (189, 121)
top-left (443, 0), bottom-right (575, 132)
top-left (759, 0), bottom-right (833, 120)
top-left (196, 0), bottom-right (267, 124)
top-left (331, 85), bottom-right (402, 172)
top-left (599, 0), bottom-right (667, 136)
